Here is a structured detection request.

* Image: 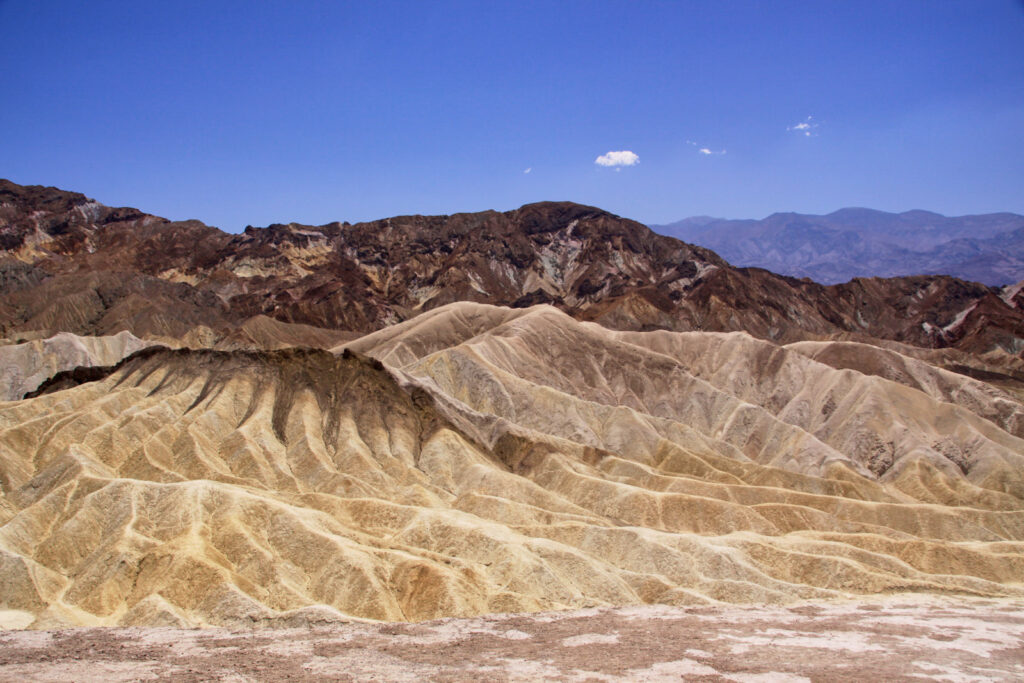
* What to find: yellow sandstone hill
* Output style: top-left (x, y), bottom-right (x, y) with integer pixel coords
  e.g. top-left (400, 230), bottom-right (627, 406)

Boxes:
top-left (0, 302), bottom-right (1022, 628)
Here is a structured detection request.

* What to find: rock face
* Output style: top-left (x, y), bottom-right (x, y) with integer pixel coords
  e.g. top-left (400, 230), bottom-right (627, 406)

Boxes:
top-left (2, 179), bottom-right (1024, 357)
top-left (1, 180), bottom-right (1023, 629)
top-left (0, 331), bottom-right (158, 401)
top-left (0, 302), bottom-right (1022, 628)
top-left (652, 208), bottom-right (1024, 287)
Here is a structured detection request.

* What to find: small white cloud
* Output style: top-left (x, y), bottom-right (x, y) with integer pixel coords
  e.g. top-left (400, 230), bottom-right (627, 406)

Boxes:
top-left (595, 150), bottom-right (639, 167)
top-left (689, 140), bottom-right (725, 155)
top-left (788, 116), bottom-right (819, 137)
top-left (523, 167), bottom-right (531, 174)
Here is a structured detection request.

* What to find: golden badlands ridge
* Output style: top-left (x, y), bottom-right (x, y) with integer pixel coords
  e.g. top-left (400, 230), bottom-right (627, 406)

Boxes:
top-left (0, 301), bottom-right (1021, 629)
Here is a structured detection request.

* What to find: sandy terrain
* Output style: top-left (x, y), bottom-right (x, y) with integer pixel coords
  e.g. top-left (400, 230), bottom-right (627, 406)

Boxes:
top-left (1, 598), bottom-right (1021, 681)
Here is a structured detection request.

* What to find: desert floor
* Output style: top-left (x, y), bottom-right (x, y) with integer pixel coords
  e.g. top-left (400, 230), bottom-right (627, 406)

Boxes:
top-left (0, 597), bottom-right (1022, 681)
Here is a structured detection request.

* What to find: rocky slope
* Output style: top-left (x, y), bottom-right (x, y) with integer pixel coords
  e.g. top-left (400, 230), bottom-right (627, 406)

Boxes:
top-left (0, 303), bottom-right (1021, 628)
top-left (3, 179), bottom-right (1024, 358)
top-left (2, 181), bottom-right (1023, 630)
top-left (0, 331), bottom-right (161, 401)
top-left (652, 208), bottom-right (1024, 286)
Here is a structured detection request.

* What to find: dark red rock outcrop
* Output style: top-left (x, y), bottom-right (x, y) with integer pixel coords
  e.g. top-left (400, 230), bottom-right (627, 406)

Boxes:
top-left (2, 178), bottom-right (1023, 358)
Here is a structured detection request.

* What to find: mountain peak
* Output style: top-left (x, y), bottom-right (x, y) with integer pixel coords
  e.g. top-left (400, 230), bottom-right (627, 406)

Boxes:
top-left (508, 201), bottom-right (621, 231)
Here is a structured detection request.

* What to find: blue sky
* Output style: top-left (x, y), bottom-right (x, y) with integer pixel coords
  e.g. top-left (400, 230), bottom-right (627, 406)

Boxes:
top-left (1, 1), bottom-right (1022, 231)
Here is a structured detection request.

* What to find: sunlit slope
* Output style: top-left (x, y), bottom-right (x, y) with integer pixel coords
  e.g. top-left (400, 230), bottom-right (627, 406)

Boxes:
top-left (0, 331), bottom-right (157, 401)
top-left (0, 304), bottom-right (1022, 628)
top-left (355, 303), bottom-right (1024, 502)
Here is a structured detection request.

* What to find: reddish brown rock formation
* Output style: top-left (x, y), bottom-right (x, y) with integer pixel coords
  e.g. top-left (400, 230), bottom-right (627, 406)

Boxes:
top-left (2, 178), bottom-right (1022, 358)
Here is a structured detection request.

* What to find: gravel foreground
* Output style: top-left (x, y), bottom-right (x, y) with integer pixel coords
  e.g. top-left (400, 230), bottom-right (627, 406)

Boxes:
top-left (1, 598), bottom-right (1022, 682)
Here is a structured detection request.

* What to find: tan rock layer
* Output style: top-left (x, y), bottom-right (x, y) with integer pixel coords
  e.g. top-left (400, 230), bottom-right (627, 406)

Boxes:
top-left (0, 331), bottom-right (158, 401)
top-left (0, 304), bottom-right (1021, 628)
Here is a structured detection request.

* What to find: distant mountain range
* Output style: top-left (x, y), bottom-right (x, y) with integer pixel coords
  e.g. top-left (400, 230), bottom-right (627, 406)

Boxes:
top-left (650, 208), bottom-right (1024, 286)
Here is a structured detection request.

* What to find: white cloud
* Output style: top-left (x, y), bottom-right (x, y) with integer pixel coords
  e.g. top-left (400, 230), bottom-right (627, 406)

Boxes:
top-left (689, 140), bottom-right (725, 155)
top-left (523, 167), bottom-right (531, 174)
top-left (788, 116), bottom-right (819, 137)
top-left (595, 150), bottom-right (639, 167)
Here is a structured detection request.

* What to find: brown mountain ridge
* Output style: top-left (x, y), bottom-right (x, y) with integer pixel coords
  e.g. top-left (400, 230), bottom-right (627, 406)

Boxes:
top-left (2, 178), bottom-right (1023, 359)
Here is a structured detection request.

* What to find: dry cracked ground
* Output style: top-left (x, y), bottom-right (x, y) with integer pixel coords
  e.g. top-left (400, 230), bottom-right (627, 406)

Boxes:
top-left (1, 599), bottom-right (1022, 681)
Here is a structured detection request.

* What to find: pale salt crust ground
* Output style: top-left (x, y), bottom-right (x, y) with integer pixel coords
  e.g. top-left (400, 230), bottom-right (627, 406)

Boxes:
top-left (0, 597), bottom-right (1022, 682)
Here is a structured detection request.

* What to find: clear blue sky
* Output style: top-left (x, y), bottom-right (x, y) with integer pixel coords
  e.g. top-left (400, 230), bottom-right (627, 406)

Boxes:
top-left (2, 1), bottom-right (1022, 231)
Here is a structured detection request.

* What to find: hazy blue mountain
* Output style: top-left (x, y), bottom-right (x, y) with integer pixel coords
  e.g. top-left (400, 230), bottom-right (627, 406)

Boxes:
top-left (650, 209), bottom-right (1024, 286)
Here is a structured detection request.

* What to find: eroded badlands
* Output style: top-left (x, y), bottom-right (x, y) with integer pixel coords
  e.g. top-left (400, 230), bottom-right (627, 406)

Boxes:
top-left (0, 302), bottom-right (1021, 629)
